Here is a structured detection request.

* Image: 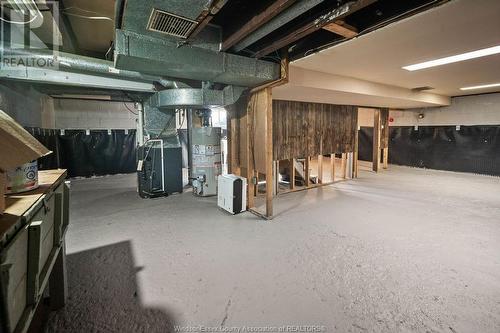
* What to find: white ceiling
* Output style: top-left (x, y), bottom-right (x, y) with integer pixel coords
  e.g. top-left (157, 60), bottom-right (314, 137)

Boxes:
top-left (272, 66), bottom-right (451, 109)
top-left (293, 0), bottom-right (500, 97)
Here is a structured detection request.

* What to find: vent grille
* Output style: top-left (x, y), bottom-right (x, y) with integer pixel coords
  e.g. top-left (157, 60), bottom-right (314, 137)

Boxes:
top-left (147, 9), bottom-right (198, 38)
top-left (412, 86), bottom-right (434, 92)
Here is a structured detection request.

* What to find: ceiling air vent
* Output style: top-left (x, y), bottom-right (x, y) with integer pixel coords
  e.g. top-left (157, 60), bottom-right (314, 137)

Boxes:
top-left (147, 9), bottom-right (198, 39)
top-left (412, 86), bottom-right (434, 92)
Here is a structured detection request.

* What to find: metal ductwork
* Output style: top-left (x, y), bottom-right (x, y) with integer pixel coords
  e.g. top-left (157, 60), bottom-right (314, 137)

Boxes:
top-left (149, 85), bottom-right (246, 109)
top-left (114, 30), bottom-right (279, 87)
top-left (1, 48), bottom-right (188, 91)
top-left (114, 0), bottom-right (280, 88)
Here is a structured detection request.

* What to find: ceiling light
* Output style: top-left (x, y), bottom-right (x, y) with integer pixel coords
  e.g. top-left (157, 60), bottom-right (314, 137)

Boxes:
top-left (402, 45), bottom-right (500, 71)
top-left (460, 83), bottom-right (500, 91)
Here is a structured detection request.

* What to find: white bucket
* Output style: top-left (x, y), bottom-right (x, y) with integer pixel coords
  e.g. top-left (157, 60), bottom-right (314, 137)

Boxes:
top-left (6, 161), bottom-right (39, 194)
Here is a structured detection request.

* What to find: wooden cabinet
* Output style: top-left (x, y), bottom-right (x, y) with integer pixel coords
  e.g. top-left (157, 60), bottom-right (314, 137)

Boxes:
top-left (0, 225), bottom-right (29, 331)
top-left (0, 170), bottom-right (69, 333)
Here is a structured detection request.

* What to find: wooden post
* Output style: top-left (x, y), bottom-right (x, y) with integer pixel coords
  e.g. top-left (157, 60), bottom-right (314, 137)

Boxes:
top-left (383, 147), bottom-right (389, 169)
top-left (229, 111), bottom-right (241, 176)
top-left (265, 88), bottom-right (273, 218)
top-left (381, 108), bottom-right (390, 170)
top-left (373, 109), bottom-right (381, 172)
top-left (290, 158), bottom-right (296, 190)
top-left (246, 99), bottom-right (255, 209)
top-left (253, 170), bottom-right (258, 196)
top-left (354, 126), bottom-right (359, 178)
top-left (305, 157), bottom-right (310, 187)
top-left (318, 155), bottom-right (323, 184)
top-left (331, 154), bottom-right (335, 182)
top-left (274, 160), bottom-right (279, 195)
top-left (341, 153), bottom-right (347, 179)
top-left (50, 240), bottom-right (67, 310)
top-left (27, 221), bottom-right (42, 305)
top-left (227, 109), bottom-right (233, 174)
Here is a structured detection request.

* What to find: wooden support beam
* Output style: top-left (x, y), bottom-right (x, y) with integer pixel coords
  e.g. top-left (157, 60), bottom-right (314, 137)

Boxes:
top-left (381, 108), bottom-right (390, 170)
top-left (305, 157), bottom-right (310, 187)
top-left (290, 158), bottom-right (296, 189)
top-left (247, 99), bottom-right (255, 209)
top-left (373, 109), bottom-right (381, 172)
top-left (318, 155), bottom-right (323, 184)
top-left (228, 108), bottom-right (240, 175)
top-left (323, 21), bottom-right (358, 38)
top-left (222, 0), bottom-right (296, 51)
top-left (189, 0), bottom-right (228, 39)
top-left (331, 154), bottom-right (335, 182)
top-left (341, 153), bottom-right (347, 179)
top-left (354, 124), bottom-right (359, 178)
top-left (383, 147), bottom-right (389, 169)
top-left (50, 241), bottom-right (67, 310)
top-left (265, 88), bottom-right (273, 218)
top-left (253, 170), bottom-right (259, 196)
top-left (253, 0), bottom-right (377, 58)
top-left (274, 161), bottom-right (280, 195)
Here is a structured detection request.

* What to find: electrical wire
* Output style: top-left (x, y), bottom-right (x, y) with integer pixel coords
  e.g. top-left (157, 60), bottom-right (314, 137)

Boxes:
top-left (62, 12), bottom-right (114, 21)
top-left (62, 6), bottom-right (105, 15)
top-left (62, 5), bottom-right (114, 21)
top-left (122, 91), bottom-right (141, 103)
top-left (0, 0), bottom-right (42, 24)
top-left (0, 12), bottom-right (39, 24)
top-left (105, 42), bottom-right (114, 60)
top-left (123, 102), bottom-right (138, 116)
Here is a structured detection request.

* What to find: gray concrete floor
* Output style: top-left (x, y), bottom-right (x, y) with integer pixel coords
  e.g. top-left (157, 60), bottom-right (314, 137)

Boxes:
top-left (47, 165), bottom-right (500, 333)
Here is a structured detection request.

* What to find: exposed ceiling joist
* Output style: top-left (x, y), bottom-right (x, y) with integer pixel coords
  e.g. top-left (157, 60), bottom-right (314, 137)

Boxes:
top-left (221, 0), bottom-right (297, 51)
top-left (189, 0), bottom-right (229, 39)
top-left (232, 0), bottom-right (327, 53)
top-left (253, 0), bottom-right (377, 58)
top-left (323, 20), bottom-right (358, 38)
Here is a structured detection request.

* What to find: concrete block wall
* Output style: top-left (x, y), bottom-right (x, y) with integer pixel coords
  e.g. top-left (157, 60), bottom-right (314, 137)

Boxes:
top-left (0, 83), bottom-right (138, 130)
top-left (53, 99), bottom-right (137, 129)
top-left (359, 93), bottom-right (500, 127)
top-left (0, 83), bottom-right (54, 128)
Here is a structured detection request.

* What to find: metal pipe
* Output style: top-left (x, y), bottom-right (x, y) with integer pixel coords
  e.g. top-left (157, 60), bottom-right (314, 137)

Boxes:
top-left (136, 102), bottom-right (145, 146)
top-left (2, 47), bottom-right (188, 88)
top-left (187, 108), bottom-right (193, 185)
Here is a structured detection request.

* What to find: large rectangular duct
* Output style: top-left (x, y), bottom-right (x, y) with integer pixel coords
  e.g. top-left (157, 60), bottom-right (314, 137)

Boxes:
top-left (114, 29), bottom-right (280, 87)
top-left (114, 0), bottom-right (280, 87)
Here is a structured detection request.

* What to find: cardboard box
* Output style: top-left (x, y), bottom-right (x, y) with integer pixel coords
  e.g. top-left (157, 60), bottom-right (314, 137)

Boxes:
top-left (0, 110), bottom-right (51, 214)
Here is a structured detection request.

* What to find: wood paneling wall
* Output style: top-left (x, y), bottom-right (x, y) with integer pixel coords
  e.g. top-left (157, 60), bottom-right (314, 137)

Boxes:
top-left (272, 100), bottom-right (358, 161)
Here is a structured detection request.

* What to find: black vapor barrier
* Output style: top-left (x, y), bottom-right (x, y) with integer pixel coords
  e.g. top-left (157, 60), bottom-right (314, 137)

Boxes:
top-left (26, 128), bottom-right (137, 178)
top-left (358, 126), bottom-right (500, 176)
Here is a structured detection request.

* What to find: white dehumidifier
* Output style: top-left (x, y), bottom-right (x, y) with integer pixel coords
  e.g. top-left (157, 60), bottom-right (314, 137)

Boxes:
top-left (217, 174), bottom-right (247, 214)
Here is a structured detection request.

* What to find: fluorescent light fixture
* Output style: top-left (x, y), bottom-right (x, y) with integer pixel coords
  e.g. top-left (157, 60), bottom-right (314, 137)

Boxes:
top-left (460, 83), bottom-right (500, 91)
top-left (403, 45), bottom-right (500, 71)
